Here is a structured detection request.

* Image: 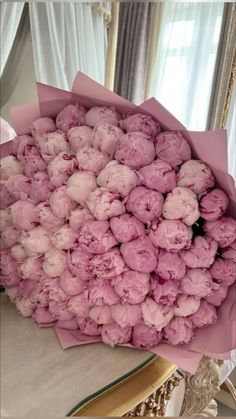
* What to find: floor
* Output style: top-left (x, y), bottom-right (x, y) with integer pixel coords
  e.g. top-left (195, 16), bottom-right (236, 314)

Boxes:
top-left (217, 401), bottom-right (235, 416)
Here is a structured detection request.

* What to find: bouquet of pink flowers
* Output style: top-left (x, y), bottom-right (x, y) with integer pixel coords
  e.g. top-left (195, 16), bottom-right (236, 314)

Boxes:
top-left (1, 72), bottom-right (235, 373)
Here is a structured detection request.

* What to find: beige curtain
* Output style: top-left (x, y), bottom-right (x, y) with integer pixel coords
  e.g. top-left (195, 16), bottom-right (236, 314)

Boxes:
top-left (0, 5), bottom-right (30, 108)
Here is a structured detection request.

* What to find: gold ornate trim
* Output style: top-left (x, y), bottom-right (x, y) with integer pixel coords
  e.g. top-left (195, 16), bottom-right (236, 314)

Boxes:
top-left (208, 3), bottom-right (236, 129)
top-left (71, 357), bottom-right (177, 416)
top-left (124, 371), bottom-right (183, 417)
top-left (221, 50), bottom-right (236, 128)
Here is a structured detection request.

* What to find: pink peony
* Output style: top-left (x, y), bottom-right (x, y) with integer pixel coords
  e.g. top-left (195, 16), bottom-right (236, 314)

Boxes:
top-left (51, 224), bottom-right (78, 250)
top-left (174, 295), bottom-right (201, 317)
top-left (180, 268), bottom-right (213, 297)
top-left (39, 131), bottom-right (69, 162)
top-left (21, 226), bottom-right (51, 256)
top-left (88, 278), bottom-right (120, 306)
top-left (141, 298), bottom-right (174, 331)
top-left (86, 187), bottom-right (126, 220)
top-left (12, 134), bottom-right (34, 158)
top-left (22, 147), bottom-right (47, 177)
top-left (68, 248), bottom-right (94, 279)
top-left (66, 171), bottom-right (97, 204)
top-left (97, 160), bottom-right (138, 197)
top-left (132, 324), bottom-right (163, 348)
top-left (204, 216), bottom-right (236, 248)
top-left (19, 278), bottom-right (36, 298)
top-left (48, 279), bottom-right (69, 303)
top-left (155, 131), bottom-right (191, 169)
top-left (11, 244), bottom-right (27, 261)
top-left (0, 251), bottom-right (21, 287)
top-left (221, 241), bottom-right (236, 263)
top-left (79, 220), bottom-right (117, 254)
top-left (101, 323), bottom-right (132, 347)
top-left (209, 258), bottom-right (236, 286)
top-left (29, 171), bottom-right (54, 204)
top-left (14, 296), bottom-right (35, 317)
top-left (139, 159), bottom-right (176, 194)
top-left (43, 247), bottom-right (67, 277)
top-left (31, 117), bottom-right (56, 139)
top-left (90, 305), bottom-right (113, 325)
top-left (155, 250), bottom-right (186, 280)
top-left (120, 113), bottom-right (161, 137)
top-left (5, 286), bottom-right (18, 302)
top-left (10, 200), bottom-right (39, 231)
top-left (1, 226), bottom-right (20, 248)
top-left (177, 160), bottom-right (215, 195)
top-left (163, 186), bottom-right (200, 226)
top-left (111, 270), bottom-right (150, 304)
top-left (126, 186), bottom-right (164, 223)
top-left (76, 145), bottom-right (109, 175)
top-left (59, 268), bottom-right (84, 296)
top-left (0, 155), bottom-right (24, 180)
top-left (68, 292), bottom-right (90, 317)
top-left (5, 174), bottom-right (30, 200)
top-left (111, 303), bottom-right (142, 327)
top-left (20, 256), bottom-right (44, 281)
top-left (0, 182), bottom-right (15, 209)
top-left (200, 189), bottom-right (229, 221)
top-left (49, 186), bottom-right (77, 219)
top-left (90, 248), bottom-right (126, 279)
top-left (33, 307), bottom-right (55, 324)
top-left (67, 125), bottom-right (93, 152)
top-left (49, 300), bottom-right (74, 321)
top-left (205, 284), bottom-right (228, 306)
top-left (115, 132), bottom-right (155, 169)
top-left (84, 106), bottom-right (120, 127)
top-left (29, 277), bottom-right (56, 308)
top-left (56, 104), bottom-right (86, 132)
top-left (48, 152), bottom-right (78, 188)
top-left (69, 207), bottom-right (93, 232)
top-left (190, 300), bottom-right (217, 328)
top-left (164, 317), bottom-right (193, 345)
top-left (149, 219), bottom-right (192, 251)
top-left (110, 214), bottom-right (145, 244)
top-left (0, 208), bottom-right (11, 232)
top-left (151, 275), bottom-right (179, 306)
top-left (180, 236), bottom-right (217, 269)
top-left (37, 202), bottom-right (64, 232)
top-left (120, 236), bottom-right (157, 273)
top-left (93, 122), bottom-right (123, 157)
top-left (77, 317), bottom-right (101, 336)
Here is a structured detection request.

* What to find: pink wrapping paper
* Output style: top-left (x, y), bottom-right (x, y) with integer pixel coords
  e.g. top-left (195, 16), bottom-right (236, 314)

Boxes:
top-left (0, 117), bottom-right (16, 144)
top-left (2, 72), bottom-right (236, 373)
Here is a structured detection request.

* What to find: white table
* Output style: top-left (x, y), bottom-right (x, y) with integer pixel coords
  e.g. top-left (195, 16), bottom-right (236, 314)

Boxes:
top-left (1, 294), bottom-right (152, 416)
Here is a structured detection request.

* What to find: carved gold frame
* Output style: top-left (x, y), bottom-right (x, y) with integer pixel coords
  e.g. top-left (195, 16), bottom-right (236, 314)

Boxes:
top-left (70, 356), bottom-right (226, 417)
top-left (70, 356), bottom-right (177, 416)
top-left (208, 3), bottom-right (236, 129)
top-left (221, 49), bottom-right (236, 128)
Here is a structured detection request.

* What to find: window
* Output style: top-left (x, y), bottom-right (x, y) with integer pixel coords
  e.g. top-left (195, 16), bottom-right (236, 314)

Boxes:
top-left (149, 3), bottom-right (224, 130)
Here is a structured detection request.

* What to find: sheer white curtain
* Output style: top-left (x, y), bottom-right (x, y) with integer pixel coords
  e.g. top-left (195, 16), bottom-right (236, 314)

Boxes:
top-left (149, 2), bottom-right (224, 130)
top-left (29, 2), bottom-right (108, 90)
top-left (0, 2), bottom-right (24, 76)
top-left (226, 80), bottom-right (236, 180)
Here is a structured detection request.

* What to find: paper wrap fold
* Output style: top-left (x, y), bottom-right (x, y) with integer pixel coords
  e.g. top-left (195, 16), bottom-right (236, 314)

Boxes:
top-left (1, 72), bottom-right (236, 373)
